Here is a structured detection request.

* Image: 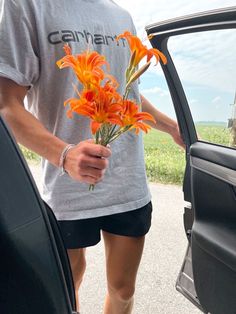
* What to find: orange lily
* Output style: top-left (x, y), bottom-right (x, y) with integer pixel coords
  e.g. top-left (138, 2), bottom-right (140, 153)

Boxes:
top-left (57, 44), bottom-right (108, 88)
top-left (121, 100), bottom-right (156, 134)
top-left (89, 87), bottom-right (123, 134)
top-left (103, 79), bottom-right (122, 103)
top-left (56, 40), bottom-right (159, 191)
top-left (65, 86), bottom-right (123, 134)
top-left (117, 31), bottom-right (167, 67)
top-left (64, 89), bottom-right (96, 119)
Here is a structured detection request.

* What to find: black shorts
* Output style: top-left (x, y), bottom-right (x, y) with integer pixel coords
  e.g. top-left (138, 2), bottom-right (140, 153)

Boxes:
top-left (57, 202), bottom-right (152, 249)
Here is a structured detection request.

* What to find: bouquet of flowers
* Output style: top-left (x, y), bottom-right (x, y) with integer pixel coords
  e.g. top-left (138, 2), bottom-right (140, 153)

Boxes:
top-left (57, 31), bottom-right (167, 189)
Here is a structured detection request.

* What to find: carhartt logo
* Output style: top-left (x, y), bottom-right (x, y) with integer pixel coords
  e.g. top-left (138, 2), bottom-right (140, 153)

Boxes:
top-left (48, 29), bottom-right (127, 47)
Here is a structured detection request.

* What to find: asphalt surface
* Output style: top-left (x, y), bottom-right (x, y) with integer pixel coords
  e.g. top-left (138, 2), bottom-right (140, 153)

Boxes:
top-left (29, 164), bottom-right (202, 314)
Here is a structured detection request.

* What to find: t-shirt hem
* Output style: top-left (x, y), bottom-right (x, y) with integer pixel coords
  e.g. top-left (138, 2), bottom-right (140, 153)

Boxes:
top-left (53, 194), bottom-right (152, 221)
top-left (0, 63), bottom-right (32, 87)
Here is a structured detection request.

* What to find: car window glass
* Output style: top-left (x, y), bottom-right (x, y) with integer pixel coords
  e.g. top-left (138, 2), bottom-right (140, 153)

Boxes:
top-left (140, 64), bottom-right (186, 184)
top-left (168, 29), bottom-right (236, 149)
top-left (140, 63), bottom-right (176, 119)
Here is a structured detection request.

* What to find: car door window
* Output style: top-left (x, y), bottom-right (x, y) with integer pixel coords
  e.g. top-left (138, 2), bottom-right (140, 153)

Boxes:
top-left (168, 29), bottom-right (236, 148)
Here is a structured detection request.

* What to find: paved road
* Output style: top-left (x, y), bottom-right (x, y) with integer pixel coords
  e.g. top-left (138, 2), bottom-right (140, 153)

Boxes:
top-left (30, 165), bottom-right (202, 314)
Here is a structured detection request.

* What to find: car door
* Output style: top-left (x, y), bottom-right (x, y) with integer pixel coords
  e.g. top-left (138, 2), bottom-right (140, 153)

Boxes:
top-left (146, 7), bottom-right (236, 314)
top-left (0, 116), bottom-right (77, 313)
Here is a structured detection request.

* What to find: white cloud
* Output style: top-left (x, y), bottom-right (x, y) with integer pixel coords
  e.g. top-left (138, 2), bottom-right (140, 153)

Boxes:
top-left (140, 86), bottom-right (169, 97)
top-left (167, 29), bottom-right (236, 93)
top-left (115, 0), bottom-right (236, 34)
top-left (115, 0), bottom-right (236, 94)
top-left (114, 1), bottom-right (236, 121)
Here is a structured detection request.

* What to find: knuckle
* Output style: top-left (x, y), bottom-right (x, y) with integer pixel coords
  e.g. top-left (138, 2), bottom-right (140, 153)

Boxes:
top-left (77, 154), bottom-right (86, 167)
top-left (98, 146), bottom-right (103, 156)
top-left (78, 142), bottom-right (87, 153)
top-left (99, 158), bottom-right (108, 170)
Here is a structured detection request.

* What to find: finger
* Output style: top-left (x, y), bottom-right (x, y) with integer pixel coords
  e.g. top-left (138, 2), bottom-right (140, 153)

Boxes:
top-left (79, 142), bottom-right (111, 158)
top-left (79, 167), bottom-right (105, 180)
top-left (79, 175), bottom-right (98, 185)
top-left (86, 139), bottom-right (111, 148)
top-left (80, 173), bottom-right (104, 184)
top-left (78, 155), bottom-right (109, 170)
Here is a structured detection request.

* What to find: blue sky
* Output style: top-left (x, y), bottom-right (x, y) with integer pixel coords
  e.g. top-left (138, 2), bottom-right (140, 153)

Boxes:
top-left (115, 0), bottom-right (236, 122)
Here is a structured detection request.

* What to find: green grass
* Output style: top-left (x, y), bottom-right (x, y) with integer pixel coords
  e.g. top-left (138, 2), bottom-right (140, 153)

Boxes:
top-left (143, 130), bottom-right (185, 185)
top-left (196, 124), bottom-right (232, 146)
top-left (20, 145), bottom-right (40, 164)
top-left (21, 124), bottom-right (233, 185)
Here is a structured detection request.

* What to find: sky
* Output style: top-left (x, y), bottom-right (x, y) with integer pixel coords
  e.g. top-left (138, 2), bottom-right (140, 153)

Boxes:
top-left (115, 0), bottom-right (236, 123)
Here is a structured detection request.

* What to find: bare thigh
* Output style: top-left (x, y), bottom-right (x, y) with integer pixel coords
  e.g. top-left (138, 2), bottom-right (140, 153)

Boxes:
top-left (102, 230), bottom-right (145, 295)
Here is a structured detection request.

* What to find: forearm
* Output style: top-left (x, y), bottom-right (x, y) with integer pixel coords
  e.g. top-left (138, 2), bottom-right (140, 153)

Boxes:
top-left (1, 102), bottom-right (67, 167)
top-left (0, 78), bottom-right (112, 185)
top-left (140, 94), bottom-right (178, 136)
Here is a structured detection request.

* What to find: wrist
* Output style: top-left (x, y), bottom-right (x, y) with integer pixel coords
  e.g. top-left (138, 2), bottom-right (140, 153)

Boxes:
top-left (168, 121), bottom-right (179, 136)
top-left (59, 144), bottom-right (76, 175)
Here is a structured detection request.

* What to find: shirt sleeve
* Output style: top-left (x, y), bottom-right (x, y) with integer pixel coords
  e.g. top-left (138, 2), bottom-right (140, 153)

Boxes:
top-left (0, 0), bottom-right (40, 87)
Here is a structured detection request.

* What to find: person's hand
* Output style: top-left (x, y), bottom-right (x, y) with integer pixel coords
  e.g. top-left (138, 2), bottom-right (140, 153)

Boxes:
top-left (171, 126), bottom-right (185, 149)
top-left (63, 140), bottom-right (111, 185)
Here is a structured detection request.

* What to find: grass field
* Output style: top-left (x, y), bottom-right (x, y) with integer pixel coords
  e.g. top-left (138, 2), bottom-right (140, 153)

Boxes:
top-left (144, 123), bottom-right (232, 184)
top-left (195, 123), bottom-right (231, 146)
top-left (21, 124), bottom-right (233, 185)
top-left (143, 129), bottom-right (185, 184)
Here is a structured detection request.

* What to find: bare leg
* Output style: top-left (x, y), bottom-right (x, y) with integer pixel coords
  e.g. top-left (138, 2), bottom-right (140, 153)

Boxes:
top-left (102, 231), bottom-right (145, 314)
top-left (67, 248), bottom-right (86, 312)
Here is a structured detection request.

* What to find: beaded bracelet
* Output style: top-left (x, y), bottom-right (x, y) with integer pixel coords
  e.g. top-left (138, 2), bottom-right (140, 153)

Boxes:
top-left (59, 144), bottom-right (76, 175)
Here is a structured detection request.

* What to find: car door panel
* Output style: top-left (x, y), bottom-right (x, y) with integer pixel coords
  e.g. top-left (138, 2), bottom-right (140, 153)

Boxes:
top-left (146, 7), bottom-right (236, 314)
top-left (190, 142), bottom-right (236, 313)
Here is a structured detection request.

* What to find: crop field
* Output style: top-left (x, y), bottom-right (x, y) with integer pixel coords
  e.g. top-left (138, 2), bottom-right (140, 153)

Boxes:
top-left (21, 123), bottom-right (233, 185)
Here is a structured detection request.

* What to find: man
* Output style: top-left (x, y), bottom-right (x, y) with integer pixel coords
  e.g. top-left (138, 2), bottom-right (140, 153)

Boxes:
top-left (0, 0), bottom-right (184, 313)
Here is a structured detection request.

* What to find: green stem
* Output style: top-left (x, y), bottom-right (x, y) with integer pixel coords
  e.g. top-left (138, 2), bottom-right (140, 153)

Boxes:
top-left (89, 183), bottom-right (95, 191)
top-left (123, 87), bottom-right (131, 100)
top-left (107, 126), bottom-right (131, 144)
top-left (95, 130), bottom-right (100, 144)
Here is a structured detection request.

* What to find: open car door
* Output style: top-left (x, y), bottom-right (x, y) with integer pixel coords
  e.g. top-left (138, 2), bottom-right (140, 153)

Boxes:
top-left (146, 7), bottom-right (236, 314)
top-left (0, 115), bottom-right (77, 313)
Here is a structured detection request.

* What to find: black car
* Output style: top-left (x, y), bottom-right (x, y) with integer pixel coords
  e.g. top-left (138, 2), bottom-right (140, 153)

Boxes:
top-left (0, 6), bottom-right (236, 314)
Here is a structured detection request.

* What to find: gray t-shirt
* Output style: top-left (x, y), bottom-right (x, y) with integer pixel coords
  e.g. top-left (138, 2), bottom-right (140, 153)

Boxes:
top-left (0, 0), bottom-right (151, 220)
